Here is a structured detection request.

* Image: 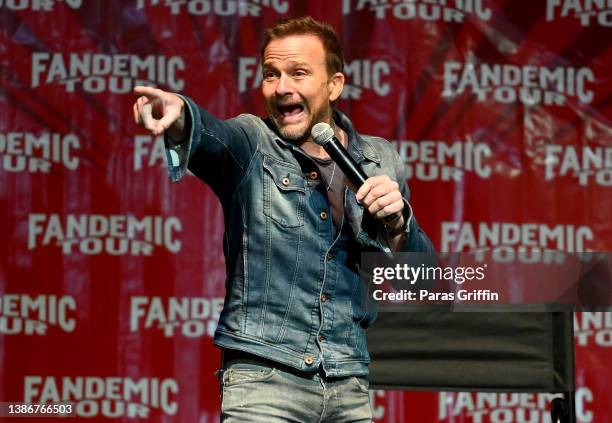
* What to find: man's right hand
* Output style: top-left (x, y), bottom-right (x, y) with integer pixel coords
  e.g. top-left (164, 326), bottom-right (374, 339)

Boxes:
top-left (132, 86), bottom-right (186, 140)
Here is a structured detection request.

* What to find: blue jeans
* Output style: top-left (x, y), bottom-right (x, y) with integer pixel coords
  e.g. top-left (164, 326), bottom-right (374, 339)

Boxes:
top-left (219, 357), bottom-right (372, 422)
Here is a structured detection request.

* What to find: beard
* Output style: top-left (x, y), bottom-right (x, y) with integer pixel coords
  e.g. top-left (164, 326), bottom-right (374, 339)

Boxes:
top-left (272, 117), bottom-right (310, 142)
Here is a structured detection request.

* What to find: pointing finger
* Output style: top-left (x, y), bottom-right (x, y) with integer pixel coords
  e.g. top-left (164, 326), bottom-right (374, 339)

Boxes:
top-left (133, 85), bottom-right (159, 100)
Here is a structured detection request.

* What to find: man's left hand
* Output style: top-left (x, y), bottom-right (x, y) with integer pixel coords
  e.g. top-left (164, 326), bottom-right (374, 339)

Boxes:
top-left (355, 175), bottom-right (405, 227)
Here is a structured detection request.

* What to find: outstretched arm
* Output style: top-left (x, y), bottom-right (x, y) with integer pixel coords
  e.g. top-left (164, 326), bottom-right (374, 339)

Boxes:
top-left (131, 86), bottom-right (256, 201)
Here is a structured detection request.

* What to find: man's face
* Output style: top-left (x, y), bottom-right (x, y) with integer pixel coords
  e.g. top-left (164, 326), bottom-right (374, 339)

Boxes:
top-left (261, 35), bottom-right (344, 143)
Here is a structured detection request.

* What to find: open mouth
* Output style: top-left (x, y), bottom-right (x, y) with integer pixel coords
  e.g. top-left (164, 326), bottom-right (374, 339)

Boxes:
top-left (277, 103), bottom-right (305, 119)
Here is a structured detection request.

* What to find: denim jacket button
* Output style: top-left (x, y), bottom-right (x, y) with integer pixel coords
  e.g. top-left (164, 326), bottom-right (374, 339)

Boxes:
top-left (320, 211), bottom-right (328, 220)
top-left (304, 356), bottom-right (315, 365)
top-left (309, 171), bottom-right (318, 180)
top-left (320, 294), bottom-right (329, 302)
top-left (281, 176), bottom-right (290, 186)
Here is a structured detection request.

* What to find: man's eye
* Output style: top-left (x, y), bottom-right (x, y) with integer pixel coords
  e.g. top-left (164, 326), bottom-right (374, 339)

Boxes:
top-left (263, 71), bottom-right (278, 79)
top-left (293, 70), bottom-right (307, 77)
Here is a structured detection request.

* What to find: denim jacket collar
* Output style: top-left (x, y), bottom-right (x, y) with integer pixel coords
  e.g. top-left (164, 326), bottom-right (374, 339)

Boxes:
top-left (333, 109), bottom-right (381, 165)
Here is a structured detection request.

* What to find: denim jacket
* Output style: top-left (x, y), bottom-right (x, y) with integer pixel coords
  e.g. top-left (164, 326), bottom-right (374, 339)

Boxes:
top-left (165, 96), bottom-right (435, 377)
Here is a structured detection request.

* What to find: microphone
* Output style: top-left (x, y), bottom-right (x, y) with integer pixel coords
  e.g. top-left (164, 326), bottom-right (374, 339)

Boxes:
top-left (311, 122), bottom-right (402, 224)
top-left (311, 122), bottom-right (367, 187)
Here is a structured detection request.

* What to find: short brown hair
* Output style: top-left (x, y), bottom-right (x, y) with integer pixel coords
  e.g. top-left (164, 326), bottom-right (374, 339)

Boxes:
top-left (261, 16), bottom-right (344, 75)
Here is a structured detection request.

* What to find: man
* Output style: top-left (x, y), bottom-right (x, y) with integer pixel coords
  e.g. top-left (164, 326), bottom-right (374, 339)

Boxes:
top-left (133, 16), bottom-right (434, 423)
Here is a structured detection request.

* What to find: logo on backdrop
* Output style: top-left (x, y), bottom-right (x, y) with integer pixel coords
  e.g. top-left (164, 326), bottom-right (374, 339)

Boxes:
top-left (134, 135), bottom-right (166, 171)
top-left (24, 376), bottom-right (178, 418)
top-left (0, 132), bottom-right (80, 173)
top-left (130, 296), bottom-right (223, 338)
top-left (342, 60), bottom-right (391, 100)
top-left (575, 312), bottom-right (612, 347)
top-left (238, 57), bottom-right (390, 100)
top-left (135, 0), bottom-right (289, 16)
top-left (0, 0), bottom-right (82, 11)
top-left (544, 144), bottom-right (612, 186)
top-left (0, 294), bottom-right (76, 335)
top-left (31, 53), bottom-right (185, 93)
top-left (547, 0), bottom-right (612, 26)
top-left (443, 62), bottom-right (595, 105)
top-left (342, 0), bottom-right (492, 22)
top-left (392, 140), bottom-right (492, 181)
top-left (28, 214), bottom-right (182, 255)
top-left (438, 390), bottom-right (594, 422)
top-left (370, 390), bottom-right (387, 421)
top-left (440, 221), bottom-right (594, 257)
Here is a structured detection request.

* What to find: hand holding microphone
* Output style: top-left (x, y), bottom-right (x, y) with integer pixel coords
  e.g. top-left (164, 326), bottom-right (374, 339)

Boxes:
top-left (311, 123), bottom-right (406, 235)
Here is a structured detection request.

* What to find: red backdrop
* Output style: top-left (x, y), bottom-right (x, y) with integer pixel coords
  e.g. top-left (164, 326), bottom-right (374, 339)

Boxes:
top-left (1, 0), bottom-right (611, 421)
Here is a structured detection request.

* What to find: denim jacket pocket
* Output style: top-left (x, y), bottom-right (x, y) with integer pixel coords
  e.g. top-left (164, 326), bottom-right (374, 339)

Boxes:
top-left (262, 156), bottom-right (306, 228)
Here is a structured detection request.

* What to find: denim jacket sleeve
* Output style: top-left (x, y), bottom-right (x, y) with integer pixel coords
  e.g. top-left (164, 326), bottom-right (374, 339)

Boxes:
top-left (164, 95), bottom-right (257, 201)
top-left (391, 147), bottom-right (436, 255)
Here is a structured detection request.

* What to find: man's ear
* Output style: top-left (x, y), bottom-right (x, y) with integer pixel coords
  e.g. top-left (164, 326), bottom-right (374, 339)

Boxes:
top-left (328, 72), bottom-right (345, 102)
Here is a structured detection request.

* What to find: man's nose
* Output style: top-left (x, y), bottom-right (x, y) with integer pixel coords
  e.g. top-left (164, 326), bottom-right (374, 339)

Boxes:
top-left (275, 73), bottom-right (294, 96)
